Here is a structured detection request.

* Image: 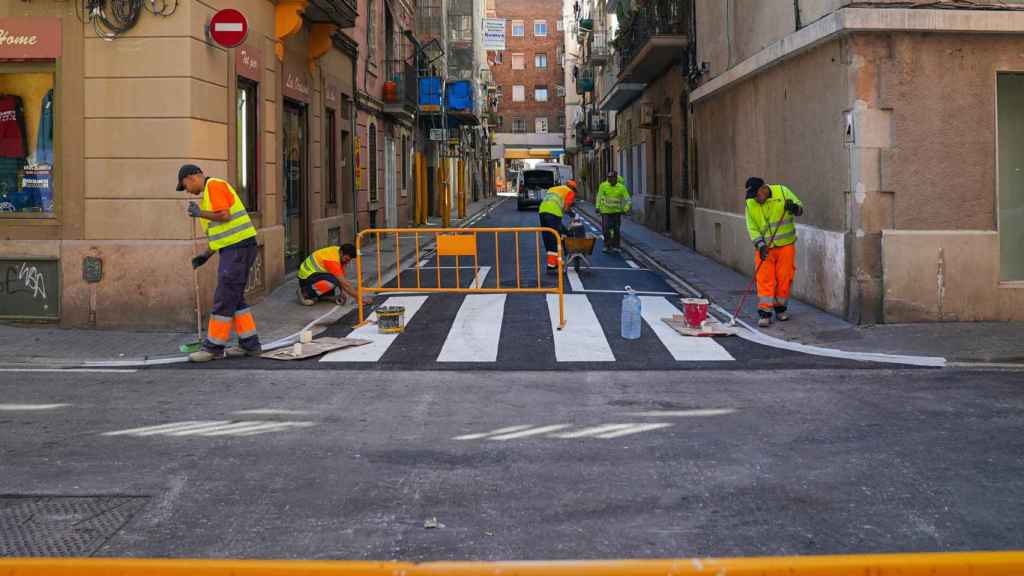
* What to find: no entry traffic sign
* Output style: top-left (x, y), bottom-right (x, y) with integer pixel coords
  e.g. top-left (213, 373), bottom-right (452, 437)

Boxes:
top-left (209, 9), bottom-right (248, 48)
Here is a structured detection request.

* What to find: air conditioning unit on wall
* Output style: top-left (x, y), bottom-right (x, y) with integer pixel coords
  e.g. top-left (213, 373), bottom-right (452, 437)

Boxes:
top-left (639, 103), bottom-right (655, 127)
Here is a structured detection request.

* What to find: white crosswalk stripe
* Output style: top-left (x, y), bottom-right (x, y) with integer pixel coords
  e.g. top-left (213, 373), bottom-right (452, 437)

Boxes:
top-left (322, 296), bottom-right (429, 362)
top-left (640, 296), bottom-right (734, 361)
top-left (548, 294), bottom-right (615, 362)
top-left (593, 423), bottom-right (673, 438)
top-left (487, 424), bottom-right (573, 440)
top-left (453, 423), bottom-right (674, 441)
top-left (102, 420), bottom-right (316, 438)
top-left (438, 294), bottom-right (506, 362)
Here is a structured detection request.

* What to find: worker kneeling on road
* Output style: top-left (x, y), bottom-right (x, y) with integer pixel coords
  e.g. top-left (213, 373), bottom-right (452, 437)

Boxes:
top-left (745, 177), bottom-right (804, 328)
top-left (297, 243), bottom-right (372, 306)
top-left (538, 179), bottom-right (577, 271)
top-left (596, 170), bottom-right (631, 253)
top-left (180, 164), bottom-right (261, 362)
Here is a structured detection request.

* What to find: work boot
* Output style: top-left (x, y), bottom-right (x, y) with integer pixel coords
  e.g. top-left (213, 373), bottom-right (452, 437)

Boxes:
top-left (297, 287), bottom-right (315, 306)
top-left (189, 349), bottom-right (224, 363)
top-left (226, 346), bottom-right (262, 358)
top-left (757, 316), bottom-right (771, 328)
top-left (776, 311), bottom-right (790, 322)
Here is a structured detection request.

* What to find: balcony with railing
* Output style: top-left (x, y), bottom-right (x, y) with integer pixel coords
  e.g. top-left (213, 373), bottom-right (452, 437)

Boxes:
top-left (615, 0), bottom-right (689, 83)
top-left (576, 64), bottom-right (595, 94)
top-left (588, 29), bottom-right (609, 65)
top-left (383, 59), bottom-right (417, 122)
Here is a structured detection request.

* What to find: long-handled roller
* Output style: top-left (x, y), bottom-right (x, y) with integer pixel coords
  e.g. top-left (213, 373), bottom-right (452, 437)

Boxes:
top-left (180, 223), bottom-right (203, 353)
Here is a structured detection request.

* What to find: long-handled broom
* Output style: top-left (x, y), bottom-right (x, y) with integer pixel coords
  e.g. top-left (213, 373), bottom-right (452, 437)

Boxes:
top-left (728, 206), bottom-right (787, 327)
top-left (180, 222), bottom-right (203, 353)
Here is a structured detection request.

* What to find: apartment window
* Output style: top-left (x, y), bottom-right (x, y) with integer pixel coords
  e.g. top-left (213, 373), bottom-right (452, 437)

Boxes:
top-left (497, 115), bottom-right (504, 127)
top-left (557, 45), bottom-right (564, 68)
top-left (535, 53), bottom-right (547, 69)
top-left (512, 117), bottom-right (526, 133)
top-left (512, 85), bottom-right (525, 102)
top-left (512, 20), bottom-right (524, 37)
top-left (236, 78), bottom-right (259, 212)
top-left (556, 85), bottom-right (565, 97)
top-left (535, 117), bottom-right (548, 134)
top-left (534, 20), bottom-right (547, 36)
top-left (556, 18), bottom-right (564, 31)
top-left (494, 51), bottom-right (503, 65)
top-left (325, 109), bottom-right (337, 204)
top-left (534, 85), bottom-right (548, 102)
top-left (558, 115), bottom-right (566, 130)
top-left (511, 53), bottom-right (525, 70)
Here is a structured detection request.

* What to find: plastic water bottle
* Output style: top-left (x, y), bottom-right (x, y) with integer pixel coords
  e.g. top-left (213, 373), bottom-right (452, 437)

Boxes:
top-left (621, 286), bottom-right (642, 340)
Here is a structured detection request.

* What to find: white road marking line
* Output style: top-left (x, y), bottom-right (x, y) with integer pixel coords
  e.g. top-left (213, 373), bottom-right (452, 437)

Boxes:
top-left (623, 409), bottom-right (737, 418)
top-left (163, 421), bottom-right (263, 436)
top-left (583, 266), bottom-right (649, 271)
top-left (213, 22), bottom-right (244, 32)
top-left (625, 260), bottom-right (640, 269)
top-left (640, 296), bottom-right (735, 361)
top-left (233, 409), bottom-right (316, 416)
top-left (548, 294), bottom-right (615, 362)
top-left (469, 266), bottom-right (492, 289)
top-left (102, 421), bottom-right (227, 437)
top-left (454, 425), bottom-right (534, 440)
top-left (551, 424), bottom-right (638, 439)
top-left (200, 421), bottom-right (315, 437)
top-left (0, 368), bottom-right (138, 373)
top-left (0, 403), bottom-right (69, 411)
top-left (488, 424), bottom-right (573, 440)
top-left (321, 295), bottom-right (429, 362)
top-left (572, 288), bottom-right (678, 296)
top-left (437, 294), bottom-right (506, 362)
top-left (566, 268), bottom-right (585, 291)
top-left (595, 423), bottom-right (673, 439)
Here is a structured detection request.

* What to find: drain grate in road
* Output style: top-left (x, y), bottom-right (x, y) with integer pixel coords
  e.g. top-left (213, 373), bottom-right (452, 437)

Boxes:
top-left (0, 496), bottom-right (148, 557)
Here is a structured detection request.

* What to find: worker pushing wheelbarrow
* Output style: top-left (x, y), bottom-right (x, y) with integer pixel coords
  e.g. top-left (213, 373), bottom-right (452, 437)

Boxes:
top-left (563, 214), bottom-right (597, 274)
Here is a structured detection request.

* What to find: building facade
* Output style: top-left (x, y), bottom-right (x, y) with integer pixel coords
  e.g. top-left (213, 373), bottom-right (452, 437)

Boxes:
top-left (491, 0), bottom-right (566, 174)
top-left (691, 0), bottom-right (1024, 323)
top-left (0, 0), bottom-right (361, 328)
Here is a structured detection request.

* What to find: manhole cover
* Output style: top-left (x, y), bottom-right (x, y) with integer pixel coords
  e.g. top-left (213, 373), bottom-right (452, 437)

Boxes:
top-left (0, 496), bottom-right (148, 557)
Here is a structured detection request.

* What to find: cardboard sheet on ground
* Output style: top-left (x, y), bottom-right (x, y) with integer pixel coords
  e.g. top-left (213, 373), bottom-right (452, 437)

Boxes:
top-left (662, 316), bottom-right (738, 337)
top-left (261, 337), bottom-right (373, 360)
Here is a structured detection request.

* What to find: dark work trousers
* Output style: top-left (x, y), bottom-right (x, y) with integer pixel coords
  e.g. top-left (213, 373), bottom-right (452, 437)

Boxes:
top-left (539, 212), bottom-right (565, 261)
top-left (300, 272), bottom-right (342, 301)
top-left (204, 239), bottom-right (260, 353)
top-left (602, 213), bottom-right (623, 249)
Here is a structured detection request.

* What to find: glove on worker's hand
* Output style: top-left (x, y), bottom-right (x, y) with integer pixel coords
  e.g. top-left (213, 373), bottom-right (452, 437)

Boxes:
top-left (191, 251), bottom-right (211, 269)
top-left (784, 200), bottom-right (803, 217)
top-left (758, 243), bottom-right (769, 260)
top-left (187, 201), bottom-right (202, 218)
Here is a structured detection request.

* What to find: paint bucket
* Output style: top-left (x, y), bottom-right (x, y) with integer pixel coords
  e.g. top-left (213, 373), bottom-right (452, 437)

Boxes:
top-left (376, 306), bottom-right (406, 334)
top-left (681, 298), bottom-right (709, 328)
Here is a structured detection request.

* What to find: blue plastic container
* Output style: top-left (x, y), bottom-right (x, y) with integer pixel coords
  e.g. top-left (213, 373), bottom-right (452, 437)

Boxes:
top-left (446, 80), bottom-right (473, 112)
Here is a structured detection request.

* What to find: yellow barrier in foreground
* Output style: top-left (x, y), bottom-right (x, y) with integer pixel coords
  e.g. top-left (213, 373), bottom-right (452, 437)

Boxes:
top-left (356, 227), bottom-right (566, 329)
top-left (2, 552), bottom-right (1024, 576)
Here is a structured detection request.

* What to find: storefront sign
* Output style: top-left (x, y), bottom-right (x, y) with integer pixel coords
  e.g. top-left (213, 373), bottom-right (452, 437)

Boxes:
top-left (482, 18), bottom-right (506, 51)
top-left (235, 44), bottom-right (261, 82)
top-left (0, 17), bottom-right (61, 59)
top-left (0, 258), bottom-right (59, 319)
top-left (283, 60), bottom-right (312, 102)
top-left (324, 74), bottom-right (339, 110)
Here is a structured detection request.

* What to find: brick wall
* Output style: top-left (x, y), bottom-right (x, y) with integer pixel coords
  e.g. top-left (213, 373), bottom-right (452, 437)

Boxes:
top-left (491, 0), bottom-right (566, 136)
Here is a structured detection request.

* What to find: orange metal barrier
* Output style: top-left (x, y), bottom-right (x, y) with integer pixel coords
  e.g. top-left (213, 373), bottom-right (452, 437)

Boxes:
top-left (355, 227), bottom-right (565, 329)
top-left (3, 552), bottom-right (1024, 576)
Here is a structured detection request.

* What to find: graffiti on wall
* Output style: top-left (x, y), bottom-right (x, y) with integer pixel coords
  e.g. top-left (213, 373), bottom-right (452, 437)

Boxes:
top-left (0, 259), bottom-right (59, 318)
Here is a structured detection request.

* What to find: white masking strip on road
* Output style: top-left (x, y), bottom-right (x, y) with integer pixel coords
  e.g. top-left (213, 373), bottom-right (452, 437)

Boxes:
top-left (437, 294), bottom-right (506, 362)
top-left (101, 421), bottom-right (227, 436)
top-left (572, 288), bottom-right (678, 296)
top-left (233, 409), bottom-right (316, 416)
top-left (548, 294), bottom-right (615, 362)
top-left (624, 409), bottom-right (737, 418)
top-left (0, 403), bottom-right (69, 411)
top-left (0, 368), bottom-right (139, 373)
top-left (552, 424), bottom-right (637, 439)
top-left (233, 422), bottom-right (316, 436)
top-left (199, 421), bottom-right (314, 437)
top-left (469, 266), bottom-right (492, 289)
top-left (321, 296), bottom-right (429, 362)
top-left (640, 296), bottom-right (734, 361)
top-left (454, 425), bottom-right (534, 440)
top-left (164, 421), bottom-right (267, 436)
top-left (566, 269), bottom-right (585, 292)
top-left (487, 424), bottom-right (572, 440)
top-left (596, 423), bottom-right (673, 439)
top-left (625, 260), bottom-right (640, 269)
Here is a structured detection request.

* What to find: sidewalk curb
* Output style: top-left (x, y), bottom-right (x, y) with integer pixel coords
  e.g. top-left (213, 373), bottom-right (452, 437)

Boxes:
top-left (0, 197), bottom-right (507, 370)
top-left (574, 203), bottom-right (949, 369)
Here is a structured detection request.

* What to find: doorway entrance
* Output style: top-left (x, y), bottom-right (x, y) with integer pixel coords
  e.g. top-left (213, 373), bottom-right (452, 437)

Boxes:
top-left (283, 100), bottom-right (307, 271)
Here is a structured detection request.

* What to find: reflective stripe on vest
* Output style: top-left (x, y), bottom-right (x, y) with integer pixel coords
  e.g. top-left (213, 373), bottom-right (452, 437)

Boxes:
top-left (200, 178), bottom-right (257, 251)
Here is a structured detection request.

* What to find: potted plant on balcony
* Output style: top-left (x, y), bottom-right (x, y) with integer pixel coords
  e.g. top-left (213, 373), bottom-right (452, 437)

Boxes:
top-left (383, 74), bottom-right (399, 103)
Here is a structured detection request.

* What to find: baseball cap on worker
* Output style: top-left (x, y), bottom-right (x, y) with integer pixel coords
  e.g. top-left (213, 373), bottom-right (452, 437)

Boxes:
top-left (745, 176), bottom-right (765, 199)
top-left (176, 164), bottom-right (202, 191)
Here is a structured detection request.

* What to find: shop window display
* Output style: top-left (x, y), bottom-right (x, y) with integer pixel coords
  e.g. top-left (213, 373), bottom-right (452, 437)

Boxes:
top-left (0, 71), bottom-right (55, 216)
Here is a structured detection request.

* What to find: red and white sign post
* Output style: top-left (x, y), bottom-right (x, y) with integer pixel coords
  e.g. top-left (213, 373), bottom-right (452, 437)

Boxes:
top-left (209, 9), bottom-right (248, 49)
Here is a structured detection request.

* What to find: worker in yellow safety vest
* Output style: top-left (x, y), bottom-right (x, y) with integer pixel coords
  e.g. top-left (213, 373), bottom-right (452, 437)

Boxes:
top-left (744, 176), bottom-right (804, 328)
top-left (537, 179), bottom-right (577, 271)
top-left (297, 244), bottom-right (373, 306)
top-left (180, 164), bottom-right (261, 362)
top-left (596, 170), bottom-right (631, 253)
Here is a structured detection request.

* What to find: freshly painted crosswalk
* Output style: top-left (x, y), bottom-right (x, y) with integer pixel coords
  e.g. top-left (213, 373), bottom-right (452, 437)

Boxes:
top-left (102, 420), bottom-right (316, 438)
top-left (322, 293), bottom-right (734, 364)
top-left (454, 422), bottom-right (673, 441)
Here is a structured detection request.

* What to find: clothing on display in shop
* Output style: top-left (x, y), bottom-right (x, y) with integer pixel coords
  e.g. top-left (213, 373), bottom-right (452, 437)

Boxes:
top-left (0, 94), bottom-right (28, 161)
top-left (36, 89), bottom-right (53, 166)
